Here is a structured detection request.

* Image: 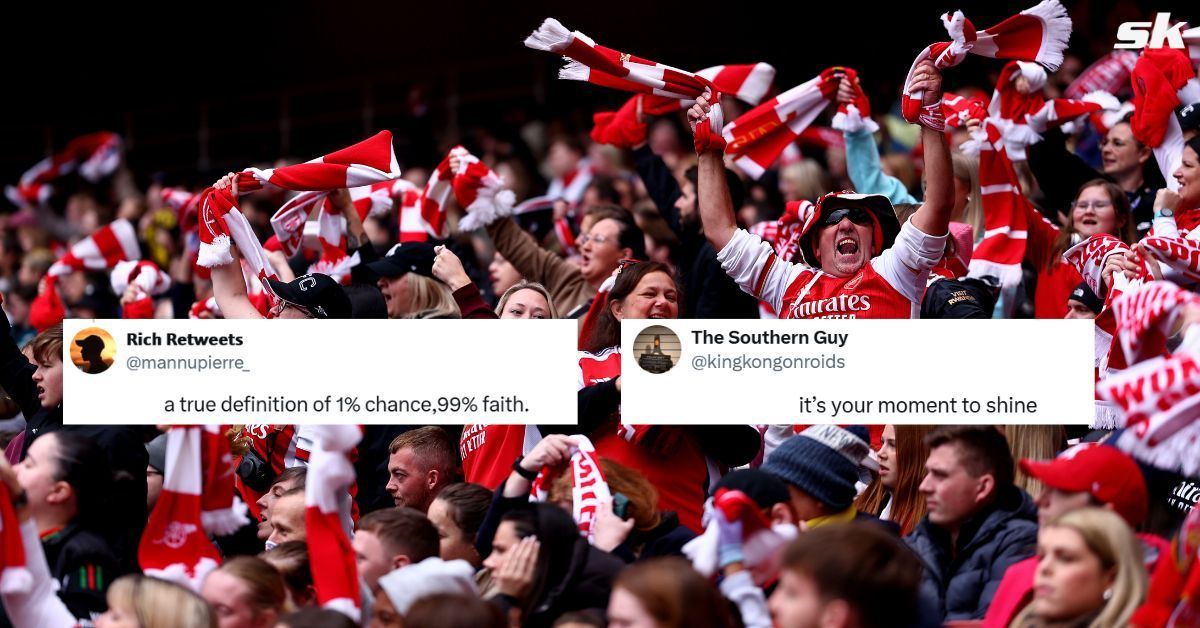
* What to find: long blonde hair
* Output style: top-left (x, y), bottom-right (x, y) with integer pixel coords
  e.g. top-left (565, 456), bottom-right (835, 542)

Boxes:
top-left (107, 575), bottom-right (216, 628)
top-left (405, 273), bottom-right (461, 319)
top-left (1004, 425), bottom-right (1066, 497)
top-left (951, 153), bottom-right (984, 238)
top-left (1014, 508), bottom-right (1147, 628)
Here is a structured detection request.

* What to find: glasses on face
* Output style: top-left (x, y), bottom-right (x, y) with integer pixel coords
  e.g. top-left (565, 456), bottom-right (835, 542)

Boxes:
top-left (269, 299), bottom-right (315, 319)
top-left (1072, 200), bottom-right (1113, 211)
top-left (577, 232), bottom-right (612, 247)
top-left (819, 207), bottom-right (873, 228)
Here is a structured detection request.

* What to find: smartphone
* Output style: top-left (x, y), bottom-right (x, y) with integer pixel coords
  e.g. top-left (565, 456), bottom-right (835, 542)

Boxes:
top-left (612, 492), bottom-right (631, 520)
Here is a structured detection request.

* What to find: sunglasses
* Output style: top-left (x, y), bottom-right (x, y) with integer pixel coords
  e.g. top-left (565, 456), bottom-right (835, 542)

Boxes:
top-left (819, 207), bottom-right (874, 228)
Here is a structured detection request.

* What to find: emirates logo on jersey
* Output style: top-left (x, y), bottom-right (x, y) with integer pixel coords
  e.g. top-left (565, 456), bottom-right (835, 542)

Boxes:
top-left (788, 294), bottom-right (873, 319)
top-left (154, 521), bottom-right (199, 550)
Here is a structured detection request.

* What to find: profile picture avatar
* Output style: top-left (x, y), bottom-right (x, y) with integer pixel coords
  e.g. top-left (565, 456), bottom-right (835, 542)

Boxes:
top-left (634, 325), bottom-right (681, 374)
top-left (70, 327), bottom-right (116, 374)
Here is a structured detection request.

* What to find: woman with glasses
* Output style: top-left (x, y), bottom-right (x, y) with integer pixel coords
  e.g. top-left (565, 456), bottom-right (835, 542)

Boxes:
top-left (1029, 179), bottom-right (1136, 319)
top-left (1027, 117), bottom-right (1159, 238)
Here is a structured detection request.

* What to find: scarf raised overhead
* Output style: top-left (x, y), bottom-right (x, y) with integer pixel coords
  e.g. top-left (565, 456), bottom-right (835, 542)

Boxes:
top-left (900, 1), bottom-right (1071, 124)
top-left (529, 435), bottom-right (612, 543)
top-left (196, 131), bottom-right (401, 298)
top-left (5, 131), bottom-right (122, 206)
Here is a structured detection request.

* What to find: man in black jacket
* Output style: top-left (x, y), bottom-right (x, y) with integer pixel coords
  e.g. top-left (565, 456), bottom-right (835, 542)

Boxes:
top-left (905, 426), bottom-right (1037, 621)
top-left (632, 146), bottom-right (759, 319)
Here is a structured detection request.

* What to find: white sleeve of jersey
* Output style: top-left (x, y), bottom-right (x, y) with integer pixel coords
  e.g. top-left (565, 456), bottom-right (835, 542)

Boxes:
top-left (876, 217), bottom-right (949, 304)
top-left (717, 229), bottom-right (807, 315)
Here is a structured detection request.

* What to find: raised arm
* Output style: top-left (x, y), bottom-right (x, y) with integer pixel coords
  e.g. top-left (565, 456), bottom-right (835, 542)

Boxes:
top-left (209, 173), bottom-right (265, 319)
top-left (837, 75), bottom-right (920, 205)
top-left (686, 94), bottom-right (737, 252)
top-left (908, 61), bottom-right (953, 237)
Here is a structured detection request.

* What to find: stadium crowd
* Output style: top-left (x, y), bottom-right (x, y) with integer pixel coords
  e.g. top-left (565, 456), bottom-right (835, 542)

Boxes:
top-left (1, 2), bottom-right (1200, 626)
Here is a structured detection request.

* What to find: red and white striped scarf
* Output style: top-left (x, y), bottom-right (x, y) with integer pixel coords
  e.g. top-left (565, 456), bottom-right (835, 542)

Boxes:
top-left (189, 296), bottom-right (221, 319)
top-left (139, 427), bottom-right (223, 591)
top-left (415, 150), bottom-right (462, 241)
top-left (1062, 233), bottom-right (1137, 392)
top-left (5, 131), bottom-right (122, 206)
top-left (1001, 95), bottom-right (1116, 160)
top-left (392, 179), bottom-right (430, 243)
top-left (196, 131), bottom-right (400, 298)
top-left (525, 18), bottom-right (715, 101)
top-left (0, 482), bottom-right (30, 595)
top-left (1066, 51), bottom-right (1138, 100)
top-left (1063, 234), bottom-right (1132, 300)
top-left (304, 425), bottom-right (362, 620)
top-left (1140, 236), bottom-right (1200, 285)
top-left (965, 120), bottom-right (1042, 291)
top-left (48, 218), bottom-right (140, 278)
top-left (941, 94), bottom-right (988, 130)
top-left (1026, 95), bottom-right (1115, 135)
top-left (722, 74), bottom-right (837, 179)
top-left (1112, 281), bottom-right (1199, 365)
top-left (529, 435), bottom-right (611, 543)
top-left (270, 181), bottom-right (397, 258)
top-left (1099, 324), bottom-right (1200, 476)
top-left (592, 63), bottom-right (776, 147)
top-left (450, 149), bottom-right (517, 232)
top-left (900, 1), bottom-right (1071, 124)
top-left (554, 216), bottom-right (578, 257)
top-left (748, 200), bottom-right (811, 264)
top-left (111, 260), bottom-right (171, 320)
top-left (200, 425), bottom-right (247, 537)
top-left (988, 61), bottom-right (1047, 124)
top-left (110, 260), bottom-right (171, 298)
top-left (269, 181), bottom-right (397, 284)
top-left (523, 18), bottom-right (726, 163)
top-left (828, 67), bottom-right (879, 134)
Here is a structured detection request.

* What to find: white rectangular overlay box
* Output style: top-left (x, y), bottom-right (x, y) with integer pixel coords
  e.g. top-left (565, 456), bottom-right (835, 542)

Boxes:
top-left (620, 319), bottom-right (1095, 425)
top-left (63, 319), bottom-right (578, 425)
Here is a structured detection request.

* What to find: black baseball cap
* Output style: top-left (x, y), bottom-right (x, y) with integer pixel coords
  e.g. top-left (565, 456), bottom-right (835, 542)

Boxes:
top-left (1179, 102), bottom-right (1199, 134)
top-left (713, 469), bottom-right (790, 510)
top-left (365, 242), bottom-right (436, 279)
top-left (265, 273), bottom-right (351, 319)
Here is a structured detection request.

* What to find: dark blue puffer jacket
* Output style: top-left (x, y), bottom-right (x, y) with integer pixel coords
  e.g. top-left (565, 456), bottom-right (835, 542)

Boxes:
top-left (904, 487), bottom-right (1038, 622)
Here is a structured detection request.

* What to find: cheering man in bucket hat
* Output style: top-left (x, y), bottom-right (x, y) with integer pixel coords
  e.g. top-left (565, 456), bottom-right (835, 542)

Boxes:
top-left (689, 59), bottom-right (953, 319)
